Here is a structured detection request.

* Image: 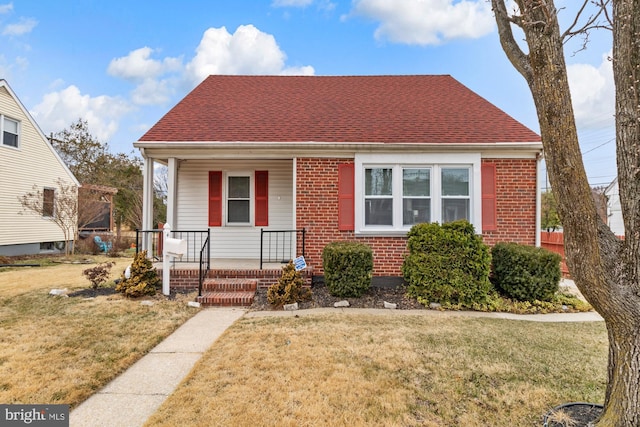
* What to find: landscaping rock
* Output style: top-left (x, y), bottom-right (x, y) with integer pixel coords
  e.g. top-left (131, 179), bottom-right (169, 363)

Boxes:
top-left (187, 301), bottom-right (201, 308)
top-left (284, 302), bottom-right (299, 311)
top-left (334, 300), bottom-right (350, 308)
top-left (140, 301), bottom-right (154, 306)
top-left (384, 301), bottom-right (397, 309)
top-left (49, 288), bottom-right (68, 296)
top-left (429, 302), bottom-right (442, 309)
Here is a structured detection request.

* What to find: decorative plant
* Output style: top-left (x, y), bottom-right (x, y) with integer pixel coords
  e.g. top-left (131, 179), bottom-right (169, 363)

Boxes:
top-left (115, 250), bottom-right (159, 297)
top-left (267, 260), bottom-right (311, 307)
top-left (82, 262), bottom-right (114, 289)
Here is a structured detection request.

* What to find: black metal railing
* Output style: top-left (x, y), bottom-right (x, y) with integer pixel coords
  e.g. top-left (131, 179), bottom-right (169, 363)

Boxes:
top-left (135, 229), bottom-right (210, 263)
top-left (135, 229), bottom-right (211, 295)
top-left (198, 233), bottom-right (210, 297)
top-left (260, 228), bottom-right (305, 270)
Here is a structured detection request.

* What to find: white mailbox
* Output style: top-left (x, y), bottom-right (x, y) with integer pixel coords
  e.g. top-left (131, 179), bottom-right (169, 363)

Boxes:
top-left (164, 237), bottom-right (187, 260)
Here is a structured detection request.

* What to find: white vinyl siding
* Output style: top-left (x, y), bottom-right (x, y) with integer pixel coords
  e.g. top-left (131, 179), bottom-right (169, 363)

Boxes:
top-left (0, 85), bottom-right (78, 248)
top-left (176, 159), bottom-right (293, 259)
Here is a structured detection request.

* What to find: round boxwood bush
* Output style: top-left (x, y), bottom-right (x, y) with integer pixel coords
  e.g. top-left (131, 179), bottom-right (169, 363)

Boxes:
top-left (491, 242), bottom-right (561, 302)
top-left (402, 220), bottom-right (492, 306)
top-left (322, 241), bottom-right (373, 297)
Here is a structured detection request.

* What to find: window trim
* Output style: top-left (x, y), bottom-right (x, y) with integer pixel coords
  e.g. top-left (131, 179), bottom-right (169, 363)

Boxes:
top-left (354, 153), bottom-right (482, 235)
top-left (1, 115), bottom-right (20, 149)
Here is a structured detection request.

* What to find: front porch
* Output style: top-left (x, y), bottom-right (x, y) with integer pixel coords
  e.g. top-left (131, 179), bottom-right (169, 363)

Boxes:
top-left (158, 260), bottom-right (313, 307)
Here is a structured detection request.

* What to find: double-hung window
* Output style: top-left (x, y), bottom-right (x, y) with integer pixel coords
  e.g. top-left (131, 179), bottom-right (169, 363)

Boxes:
top-left (441, 168), bottom-right (470, 223)
top-left (227, 175), bottom-right (251, 224)
top-left (403, 168), bottom-right (431, 225)
top-left (364, 168), bottom-right (393, 226)
top-left (1, 116), bottom-right (19, 148)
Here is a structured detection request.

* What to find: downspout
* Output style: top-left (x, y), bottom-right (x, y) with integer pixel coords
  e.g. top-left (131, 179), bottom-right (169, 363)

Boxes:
top-left (535, 152), bottom-right (542, 247)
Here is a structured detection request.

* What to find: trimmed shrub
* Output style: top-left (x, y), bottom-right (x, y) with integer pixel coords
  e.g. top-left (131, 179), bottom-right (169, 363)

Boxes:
top-left (267, 261), bottom-right (311, 307)
top-left (322, 241), bottom-right (373, 297)
top-left (491, 242), bottom-right (561, 302)
top-left (402, 220), bottom-right (492, 306)
top-left (115, 250), bottom-right (159, 297)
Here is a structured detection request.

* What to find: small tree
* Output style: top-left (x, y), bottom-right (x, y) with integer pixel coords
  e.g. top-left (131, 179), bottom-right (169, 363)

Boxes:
top-left (541, 191), bottom-right (561, 232)
top-left (18, 178), bottom-right (78, 255)
top-left (115, 250), bottom-right (159, 297)
top-left (267, 261), bottom-right (311, 307)
top-left (82, 262), bottom-right (114, 290)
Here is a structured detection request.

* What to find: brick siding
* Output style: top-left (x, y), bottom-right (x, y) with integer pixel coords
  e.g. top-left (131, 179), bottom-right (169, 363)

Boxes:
top-left (296, 157), bottom-right (538, 277)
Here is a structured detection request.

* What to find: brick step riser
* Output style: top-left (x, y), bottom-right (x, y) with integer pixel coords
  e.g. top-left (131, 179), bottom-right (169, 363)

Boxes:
top-left (202, 280), bottom-right (257, 292)
top-left (197, 291), bottom-right (255, 307)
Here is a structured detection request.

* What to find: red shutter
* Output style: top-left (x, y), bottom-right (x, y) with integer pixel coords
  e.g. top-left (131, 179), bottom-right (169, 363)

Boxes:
top-left (481, 163), bottom-right (497, 231)
top-left (208, 171), bottom-right (222, 227)
top-left (255, 171), bottom-right (269, 227)
top-left (338, 163), bottom-right (355, 231)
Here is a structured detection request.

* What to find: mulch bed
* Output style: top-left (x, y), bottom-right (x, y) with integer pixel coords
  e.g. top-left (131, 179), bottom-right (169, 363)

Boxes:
top-left (250, 281), bottom-right (425, 311)
top-left (543, 402), bottom-right (603, 426)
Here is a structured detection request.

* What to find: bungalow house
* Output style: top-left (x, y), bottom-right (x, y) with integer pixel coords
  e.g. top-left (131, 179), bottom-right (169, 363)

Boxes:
top-left (0, 79), bottom-right (79, 256)
top-left (134, 75), bottom-right (542, 300)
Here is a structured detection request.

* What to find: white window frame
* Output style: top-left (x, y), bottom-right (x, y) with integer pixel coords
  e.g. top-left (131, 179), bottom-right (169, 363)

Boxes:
top-left (224, 172), bottom-right (253, 226)
top-left (1, 115), bottom-right (20, 149)
top-left (355, 153), bottom-right (482, 235)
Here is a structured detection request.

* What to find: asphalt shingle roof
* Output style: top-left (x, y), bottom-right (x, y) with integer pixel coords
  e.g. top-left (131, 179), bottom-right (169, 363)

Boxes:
top-left (139, 75), bottom-right (540, 144)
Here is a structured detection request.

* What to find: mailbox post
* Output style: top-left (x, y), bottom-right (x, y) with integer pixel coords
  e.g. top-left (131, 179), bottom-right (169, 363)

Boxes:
top-left (162, 224), bottom-right (187, 296)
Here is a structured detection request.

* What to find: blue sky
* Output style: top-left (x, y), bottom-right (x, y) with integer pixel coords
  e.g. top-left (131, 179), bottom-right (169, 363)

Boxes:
top-left (1, 1), bottom-right (616, 187)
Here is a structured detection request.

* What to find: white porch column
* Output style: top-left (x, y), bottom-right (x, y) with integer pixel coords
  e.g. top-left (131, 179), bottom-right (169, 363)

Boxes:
top-left (141, 156), bottom-right (155, 255)
top-left (166, 157), bottom-right (178, 229)
top-left (142, 156), bottom-right (155, 230)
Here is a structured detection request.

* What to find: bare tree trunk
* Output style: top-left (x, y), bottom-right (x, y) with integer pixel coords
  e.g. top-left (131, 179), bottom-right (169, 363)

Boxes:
top-left (492, 1), bottom-right (640, 424)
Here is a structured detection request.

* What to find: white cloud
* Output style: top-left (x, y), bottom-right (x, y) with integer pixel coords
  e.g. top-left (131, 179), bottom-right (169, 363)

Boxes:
top-left (130, 78), bottom-right (176, 105)
top-left (107, 47), bottom-right (182, 82)
top-left (184, 25), bottom-right (314, 85)
top-left (31, 85), bottom-right (132, 143)
top-left (2, 16), bottom-right (37, 36)
top-left (568, 52), bottom-right (615, 129)
top-left (350, 0), bottom-right (494, 45)
top-left (0, 3), bottom-right (13, 14)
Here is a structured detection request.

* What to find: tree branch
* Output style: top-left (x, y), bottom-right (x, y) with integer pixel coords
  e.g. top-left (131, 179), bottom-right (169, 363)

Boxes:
top-left (491, 0), bottom-right (534, 84)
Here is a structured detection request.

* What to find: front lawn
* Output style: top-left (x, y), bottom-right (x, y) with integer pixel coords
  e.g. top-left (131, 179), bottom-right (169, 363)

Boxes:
top-left (0, 255), bottom-right (198, 408)
top-left (146, 313), bottom-right (607, 427)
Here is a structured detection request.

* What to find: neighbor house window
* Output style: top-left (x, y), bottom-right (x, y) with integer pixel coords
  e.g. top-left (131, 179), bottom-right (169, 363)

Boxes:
top-left (227, 175), bottom-right (250, 224)
top-left (1, 116), bottom-right (19, 148)
top-left (441, 168), bottom-right (470, 223)
top-left (43, 188), bottom-right (55, 217)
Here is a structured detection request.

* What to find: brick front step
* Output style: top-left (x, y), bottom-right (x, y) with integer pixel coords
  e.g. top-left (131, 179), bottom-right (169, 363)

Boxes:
top-left (197, 291), bottom-right (255, 307)
top-left (197, 278), bottom-right (258, 307)
top-left (202, 278), bottom-right (258, 292)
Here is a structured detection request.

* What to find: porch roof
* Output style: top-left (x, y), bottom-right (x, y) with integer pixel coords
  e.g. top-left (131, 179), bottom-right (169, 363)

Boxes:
top-left (138, 75), bottom-right (541, 146)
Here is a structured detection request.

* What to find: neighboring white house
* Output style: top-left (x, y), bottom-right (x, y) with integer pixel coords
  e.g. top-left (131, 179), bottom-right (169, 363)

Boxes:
top-left (605, 177), bottom-right (624, 236)
top-left (0, 79), bottom-right (79, 256)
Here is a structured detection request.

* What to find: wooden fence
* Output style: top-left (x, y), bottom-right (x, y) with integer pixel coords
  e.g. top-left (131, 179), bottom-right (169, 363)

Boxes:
top-left (540, 232), bottom-right (569, 277)
top-left (540, 231), bottom-right (625, 278)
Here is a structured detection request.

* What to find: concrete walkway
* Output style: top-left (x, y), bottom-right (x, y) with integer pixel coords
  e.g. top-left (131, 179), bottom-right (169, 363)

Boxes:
top-left (70, 302), bottom-right (603, 427)
top-left (70, 308), bottom-right (246, 427)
